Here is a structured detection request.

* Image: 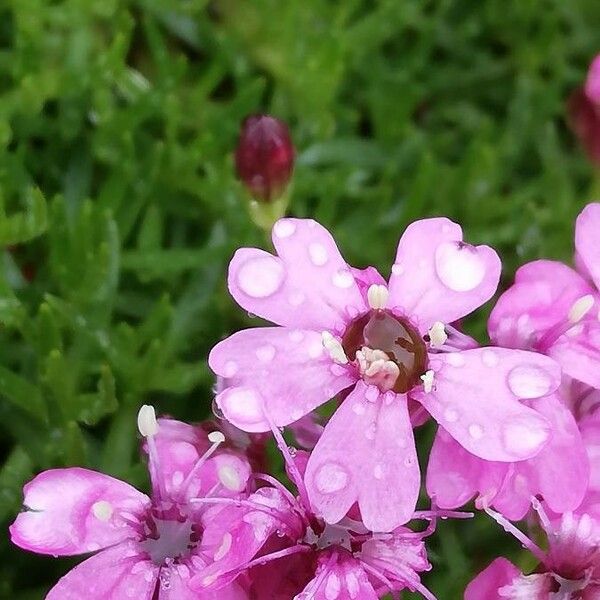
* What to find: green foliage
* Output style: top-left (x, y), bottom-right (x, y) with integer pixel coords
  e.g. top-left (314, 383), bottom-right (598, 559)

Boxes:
top-left (0, 0), bottom-right (599, 597)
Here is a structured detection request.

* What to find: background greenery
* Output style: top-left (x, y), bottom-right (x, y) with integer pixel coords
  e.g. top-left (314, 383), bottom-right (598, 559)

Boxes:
top-left (0, 0), bottom-right (598, 597)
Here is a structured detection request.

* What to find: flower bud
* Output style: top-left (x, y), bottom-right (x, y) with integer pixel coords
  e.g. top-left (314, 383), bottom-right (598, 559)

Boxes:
top-left (568, 54), bottom-right (600, 167)
top-left (235, 114), bottom-right (295, 203)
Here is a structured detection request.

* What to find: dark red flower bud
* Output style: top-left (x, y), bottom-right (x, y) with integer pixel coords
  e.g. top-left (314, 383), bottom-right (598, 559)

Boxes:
top-left (235, 114), bottom-right (295, 202)
top-left (568, 55), bottom-right (600, 167)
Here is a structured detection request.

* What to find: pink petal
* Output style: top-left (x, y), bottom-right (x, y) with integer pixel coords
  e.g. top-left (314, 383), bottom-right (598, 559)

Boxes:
top-left (549, 320), bottom-right (600, 389)
top-left (388, 218), bottom-right (501, 332)
top-left (417, 348), bottom-right (558, 461)
top-left (464, 558), bottom-right (521, 600)
top-left (10, 468), bottom-right (150, 556)
top-left (297, 551), bottom-right (378, 600)
top-left (426, 429), bottom-right (506, 511)
top-left (576, 203), bottom-right (600, 292)
top-left (159, 566), bottom-right (248, 600)
top-left (495, 394), bottom-right (589, 518)
top-left (45, 541), bottom-right (158, 600)
top-left (210, 328), bottom-right (355, 432)
top-left (305, 382), bottom-right (420, 531)
top-left (227, 219), bottom-right (367, 330)
top-left (585, 56), bottom-right (600, 104)
top-left (151, 418), bottom-right (251, 500)
top-left (488, 260), bottom-right (594, 349)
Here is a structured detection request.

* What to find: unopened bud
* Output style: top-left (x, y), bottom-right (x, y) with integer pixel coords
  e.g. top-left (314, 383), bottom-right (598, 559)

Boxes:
top-left (235, 114), bottom-right (295, 203)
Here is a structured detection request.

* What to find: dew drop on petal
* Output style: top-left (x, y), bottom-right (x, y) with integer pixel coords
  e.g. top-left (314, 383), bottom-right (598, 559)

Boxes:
top-left (308, 242), bottom-right (329, 266)
top-left (222, 360), bottom-right (238, 378)
top-left (481, 349), bottom-right (499, 367)
top-left (445, 352), bottom-right (466, 367)
top-left (237, 255), bottom-right (284, 298)
top-left (507, 365), bottom-right (553, 399)
top-left (315, 463), bottom-right (349, 494)
top-left (365, 422), bottom-right (377, 440)
top-left (365, 386), bottom-right (379, 402)
top-left (220, 387), bottom-right (265, 425)
top-left (468, 423), bottom-right (484, 439)
top-left (391, 263), bottom-right (404, 276)
top-left (273, 220), bottom-right (296, 238)
top-left (255, 344), bottom-right (276, 363)
top-left (307, 340), bottom-right (324, 359)
top-left (444, 408), bottom-right (459, 422)
top-left (502, 418), bottom-right (549, 458)
top-left (434, 241), bottom-right (485, 292)
top-left (352, 402), bottom-right (366, 415)
top-left (332, 269), bottom-right (354, 289)
top-left (373, 464), bottom-right (384, 479)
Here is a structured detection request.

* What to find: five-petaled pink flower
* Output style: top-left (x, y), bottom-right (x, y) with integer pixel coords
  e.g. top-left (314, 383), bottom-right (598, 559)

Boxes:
top-left (210, 217), bottom-right (560, 531)
top-left (9, 407), bottom-right (251, 600)
top-left (465, 501), bottom-right (600, 599)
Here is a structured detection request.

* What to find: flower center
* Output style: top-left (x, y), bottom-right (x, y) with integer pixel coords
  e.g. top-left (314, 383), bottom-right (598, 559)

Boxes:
top-left (142, 515), bottom-right (198, 566)
top-left (342, 311), bottom-right (428, 393)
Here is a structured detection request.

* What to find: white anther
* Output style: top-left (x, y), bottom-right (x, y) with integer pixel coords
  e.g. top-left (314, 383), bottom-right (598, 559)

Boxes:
top-left (92, 500), bottom-right (113, 521)
top-left (428, 321), bottom-right (448, 348)
top-left (568, 295), bottom-right (595, 324)
top-left (367, 284), bottom-right (389, 310)
top-left (322, 331), bottom-right (348, 364)
top-left (208, 431), bottom-right (226, 444)
top-left (421, 370), bottom-right (435, 393)
top-left (137, 404), bottom-right (158, 437)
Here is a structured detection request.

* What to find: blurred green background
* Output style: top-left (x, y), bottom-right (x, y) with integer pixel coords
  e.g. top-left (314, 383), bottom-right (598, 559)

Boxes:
top-left (0, 0), bottom-right (598, 597)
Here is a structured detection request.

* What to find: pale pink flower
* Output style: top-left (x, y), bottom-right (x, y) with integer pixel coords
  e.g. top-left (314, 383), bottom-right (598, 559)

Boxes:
top-left (9, 408), bottom-right (251, 599)
top-left (190, 424), bottom-right (448, 599)
top-left (211, 217), bottom-right (559, 530)
top-left (465, 502), bottom-right (600, 599)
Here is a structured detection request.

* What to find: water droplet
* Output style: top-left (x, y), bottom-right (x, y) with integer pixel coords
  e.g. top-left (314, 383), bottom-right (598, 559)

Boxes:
top-left (365, 386), bottom-right (380, 402)
top-left (391, 263), bottom-right (404, 276)
top-left (255, 344), bottom-right (276, 363)
top-left (468, 423), bottom-right (484, 439)
top-left (434, 241), bottom-right (485, 292)
top-left (307, 341), bottom-right (323, 359)
top-left (445, 352), bottom-right (465, 367)
top-left (315, 463), bottom-right (349, 494)
top-left (308, 242), bottom-right (328, 266)
top-left (288, 291), bottom-right (305, 306)
top-left (352, 402), bottom-right (366, 415)
top-left (220, 387), bottom-right (264, 425)
top-left (507, 365), bottom-right (553, 399)
top-left (237, 255), bottom-right (284, 298)
top-left (222, 360), bottom-right (238, 378)
top-left (332, 269), bottom-right (354, 289)
top-left (365, 422), bottom-right (377, 440)
top-left (373, 464), bottom-right (384, 479)
top-left (502, 418), bottom-right (549, 458)
top-left (273, 220), bottom-right (296, 238)
top-left (444, 408), bottom-right (459, 422)
top-left (481, 349), bottom-right (499, 367)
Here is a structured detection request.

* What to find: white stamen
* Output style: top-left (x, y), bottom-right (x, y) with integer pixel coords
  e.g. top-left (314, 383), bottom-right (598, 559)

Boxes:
top-left (356, 347), bottom-right (400, 391)
top-left (421, 370), bottom-right (435, 393)
top-left (92, 500), bottom-right (113, 521)
top-left (428, 321), bottom-right (448, 348)
top-left (208, 431), bottom-right (225, 444)
top-left (568, 294), bottom-right (595, 324)
top-left (321, 331), bottom-right (348, 364)
top-left (137, 404), bottom-right (159, 437)
top-left (367, 284), bottom-right (389, 310)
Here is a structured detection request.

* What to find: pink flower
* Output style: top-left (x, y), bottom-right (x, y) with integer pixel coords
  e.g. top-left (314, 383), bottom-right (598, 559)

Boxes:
top-left (190, 424), bottom-right (446, 599)
top-left (210, 217), bottom-right (559, 530)
top-left (465, 502), bottom-right (600, 599)
top-left (426, 388), bottom-right (589, 519)
top-left (489, 204), bottom-right (600, 390)
top-left (9, 407), bottom-right (251, 599)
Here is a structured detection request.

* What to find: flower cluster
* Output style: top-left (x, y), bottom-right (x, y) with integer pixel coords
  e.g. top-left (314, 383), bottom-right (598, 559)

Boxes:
top-left (11, 197), bottom-right (600, 599)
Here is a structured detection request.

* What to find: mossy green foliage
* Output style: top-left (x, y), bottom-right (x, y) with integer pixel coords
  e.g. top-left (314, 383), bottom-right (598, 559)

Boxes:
top-left (0, 1), bottom-right (598, 597)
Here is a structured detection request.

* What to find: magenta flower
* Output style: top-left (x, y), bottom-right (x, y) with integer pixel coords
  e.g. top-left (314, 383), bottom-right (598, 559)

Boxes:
top-left (190, 425), bottom-right (446, 599)
top-left (568, 55), bottom-right (600, 167)
top-left (9, 407), bottom-right (251, 599)
top-left (489, 204), bottom-right (600, 391)
top-left (210, 217), bottom-right (559, 530)
top-left (465, 503), bottom-right (600, 599)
